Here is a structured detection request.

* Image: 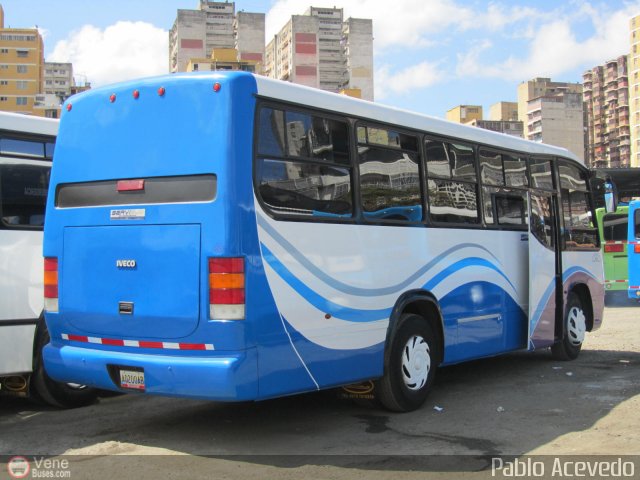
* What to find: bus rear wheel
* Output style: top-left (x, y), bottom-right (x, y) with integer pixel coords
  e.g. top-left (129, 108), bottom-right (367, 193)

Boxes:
top-left (31, 319), bottom-right (98, 408)
top-left (551, 292), bottom-right (586, 361)
top-left (375, 314), bottom-right (438, 412)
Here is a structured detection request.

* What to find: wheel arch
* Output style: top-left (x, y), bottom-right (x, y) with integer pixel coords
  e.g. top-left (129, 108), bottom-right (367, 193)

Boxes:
top-left (567, 283), bottom-right (594, 332)
top-left (385, 290), bottom-right (445, 367)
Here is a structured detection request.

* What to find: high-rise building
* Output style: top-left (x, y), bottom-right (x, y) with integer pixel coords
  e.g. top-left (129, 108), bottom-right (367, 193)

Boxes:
top-left (630, 15), bottom-right (640, 167)
top-left (489, 101), bottom-right (518, 121)
top-left (169, 1), bottom-right (265, 74)
top-left (186, 48), bottom-right (260, 73)
top-left (264, 7), bottom-right (374, 101)
top-left (445, 105), bottom-right (483, 124)
top-left (583, 56), bottom-right (630, 168)
top-left (0, 7), bottom-right (44, 115)
top-left (517, 78), bottom-right (582, 125)
top-left (526, 92), bottom-right (585, 161)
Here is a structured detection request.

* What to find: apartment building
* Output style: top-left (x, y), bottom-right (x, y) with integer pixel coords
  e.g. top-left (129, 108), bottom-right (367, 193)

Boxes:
top-left (264, 7), bottom-right (374, 101)
top-left (169, 1), bottom-right (264, 74)
top-left (583, 56), bottom-right (631, 168)
top-left (630, 15), bottom-right (640, 167)
top-left (517, 78), bottom-right (582, 125)
top-left (445, 105), bottom-right (483, 124)
top-left (0, 6), bottom-right (44, 115)
top-left (527, 92), bottom-right (585, 161)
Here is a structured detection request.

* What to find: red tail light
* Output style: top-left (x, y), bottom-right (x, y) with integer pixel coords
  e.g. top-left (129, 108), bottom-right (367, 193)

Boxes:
top-left (635, 244), bottom-right (640, 254)
top-left (44, 257), bottom-right (59, 312)
top-left (604, 243), bottom-right (624, 253)
top-left (209, 257), bottom-right (245, 320)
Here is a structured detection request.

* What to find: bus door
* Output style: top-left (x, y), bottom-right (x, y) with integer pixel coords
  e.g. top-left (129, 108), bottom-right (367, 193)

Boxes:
top-left (528, 192), bottom-right (561, 349)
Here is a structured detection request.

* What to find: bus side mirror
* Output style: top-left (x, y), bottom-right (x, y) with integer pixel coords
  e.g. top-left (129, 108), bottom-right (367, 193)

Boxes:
top-left (604, 181), bottom-right (617, 213)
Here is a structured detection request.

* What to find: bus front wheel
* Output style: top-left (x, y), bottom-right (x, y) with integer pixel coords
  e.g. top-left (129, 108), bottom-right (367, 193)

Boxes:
top-left (375, 314), bottom-right (438, 412)
top-left (551, 292), bottom-right (586, 361)
top-left (31, 318), bottom-right (98, 408)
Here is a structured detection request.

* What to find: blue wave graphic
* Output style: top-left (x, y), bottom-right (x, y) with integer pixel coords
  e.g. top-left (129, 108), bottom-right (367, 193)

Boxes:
top-left (260, 241), bottom-right (519, 323)
top-left (258, 214), bottom-right (507, 298)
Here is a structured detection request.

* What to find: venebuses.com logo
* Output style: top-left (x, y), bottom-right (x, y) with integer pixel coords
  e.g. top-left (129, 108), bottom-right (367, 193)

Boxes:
top-left (6, 456), bottom-right (71, 478)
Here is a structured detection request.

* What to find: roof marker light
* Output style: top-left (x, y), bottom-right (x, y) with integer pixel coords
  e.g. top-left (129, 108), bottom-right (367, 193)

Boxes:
top-left (109, 94), bottom-right (116, 103)
top-left (133, 89), bottom-right (140, 99)
top-left (158, 86), bottom-right (166, 96)
top-left (213, 82), bottom-right (221, 92)
top-left (66, 103), bottom-right (72, 112)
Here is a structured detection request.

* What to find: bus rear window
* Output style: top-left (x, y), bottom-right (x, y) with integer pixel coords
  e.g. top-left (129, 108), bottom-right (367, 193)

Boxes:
top-left (56, 174), bottom-right (216, 208)
top-left (602, 213), bottom-right (628, 242)
top-left (0, 164), bottom-right (49, 228)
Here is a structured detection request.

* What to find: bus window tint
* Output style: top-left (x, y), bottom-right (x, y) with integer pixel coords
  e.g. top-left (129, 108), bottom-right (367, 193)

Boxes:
top-left (504, 155), bottom-right (528, 187)
top-left (257, 108), bottom-right (285, 157)
top-left (558, 163), bottom-right (587, 190)
top-left (479, 149), bottom-right (503, 186)
top-left (358, 147), bottom-right (421, 221)
top-left (635, 210), bottom-right (640, 239)
top-left (285, 111), bottom-right (350, 165)
top-left (0, 137), bottom-right (46, 158)
top-left (529, 158), bottom-right (553, 190)
top-left (483, 187), bottom-right (527, 226)
top-left (428, 179), bottom-right (479, 224)
top-left (450, 143), bottom-right (476, 181)
top-left (424, 140), bottom-right (450, 178)
top-left (602, 213), bottom-right (628, 241)
top-left (0, 164), bottom-right (49, 227)
top-left (257, 159), bottom-right (352, 216)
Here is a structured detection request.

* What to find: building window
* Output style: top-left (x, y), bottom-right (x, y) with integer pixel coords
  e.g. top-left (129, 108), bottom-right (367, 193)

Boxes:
top-left (0, 97), bottom-right (7, 102)
top-left (16, 97), bottom-right (28, 106)
top-left (16, 81), bottom-right (28, 90)
top-left (0, 49), bottom-right (7, 54)
top-left (17, 65), bottom-right (27, 74)
top-left (17, 50), bottom-right (29, 58)
top-left (0, 81), bottom-right (7, 85)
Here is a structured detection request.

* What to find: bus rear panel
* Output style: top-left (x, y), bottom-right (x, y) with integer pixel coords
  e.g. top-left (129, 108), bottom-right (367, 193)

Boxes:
top-left (629, 201), bottom-right (640, 300)
top-left (44, 73), bottom-right (267, 400)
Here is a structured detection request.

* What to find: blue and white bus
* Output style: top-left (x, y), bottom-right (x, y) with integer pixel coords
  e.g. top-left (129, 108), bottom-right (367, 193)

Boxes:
top-left (43, 72), bottom-right (604, 411)
top-left (628, 200), bottom-right (640, 300)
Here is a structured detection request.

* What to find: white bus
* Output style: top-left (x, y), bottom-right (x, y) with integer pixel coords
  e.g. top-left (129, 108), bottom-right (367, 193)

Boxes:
top-left (0, 111), bottom-right (96, 407)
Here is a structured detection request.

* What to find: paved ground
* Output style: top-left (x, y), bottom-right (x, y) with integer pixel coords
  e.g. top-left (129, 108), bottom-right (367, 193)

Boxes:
top-left (1, 301), bottom-right (638, 479)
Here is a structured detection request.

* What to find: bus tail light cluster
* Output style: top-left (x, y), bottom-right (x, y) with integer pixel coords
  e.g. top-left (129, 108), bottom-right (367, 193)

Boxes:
top-left (209, 257), bottom-right (245, 320)
top-left (604, 243), bottom-right (624, 253)
top-left (44, 257), bottom-right (59, 312)
top-left (635, 244), bottom-right (640, 254)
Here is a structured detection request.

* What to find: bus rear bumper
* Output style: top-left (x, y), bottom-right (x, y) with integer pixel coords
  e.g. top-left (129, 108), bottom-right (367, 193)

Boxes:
top-left (43, 343), bottom-right (258, 401)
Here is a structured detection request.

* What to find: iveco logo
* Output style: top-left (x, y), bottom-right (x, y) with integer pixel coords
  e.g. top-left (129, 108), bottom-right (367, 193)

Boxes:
top-left (116, 259), bottom-right (137, 268)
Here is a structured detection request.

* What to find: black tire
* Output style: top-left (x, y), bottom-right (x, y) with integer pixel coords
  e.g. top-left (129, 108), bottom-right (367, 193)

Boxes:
top-left (375, 314), bottom-right (438, 412)
top-left (551, 292), bottom-right (586, 361)
top-left (31, 318), bottom-right (98, 408)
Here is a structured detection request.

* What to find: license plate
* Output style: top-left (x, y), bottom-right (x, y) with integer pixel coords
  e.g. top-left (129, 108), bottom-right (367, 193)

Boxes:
top-left (119, 369), bottom-right (145, 391)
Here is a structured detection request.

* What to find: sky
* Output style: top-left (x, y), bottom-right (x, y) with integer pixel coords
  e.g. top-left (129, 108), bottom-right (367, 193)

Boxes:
top-left (2, 0), bottom-right (640, 118)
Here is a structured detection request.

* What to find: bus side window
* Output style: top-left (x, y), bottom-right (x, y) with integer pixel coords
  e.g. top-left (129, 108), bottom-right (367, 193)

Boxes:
top-left (357, 125), bottom-right (421, 222)
top-left (425, 138), bottom-right (479, 225)
top-left (255, 105), bottom-right (353, 219)
top-left (635, 210), bottom-right (640, 239)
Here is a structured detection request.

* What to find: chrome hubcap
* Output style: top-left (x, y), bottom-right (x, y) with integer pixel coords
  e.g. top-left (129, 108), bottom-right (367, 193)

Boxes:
top-left (401, 335), bottom-right (430, 390)
top-left (567, 306), bottom-right (586, 346)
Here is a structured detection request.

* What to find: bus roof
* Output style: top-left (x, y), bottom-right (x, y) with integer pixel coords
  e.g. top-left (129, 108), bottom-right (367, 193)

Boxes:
top-left (253, 74), bottom-right (583, 164)
top-left (0, 111), bottom-right (58, 137)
